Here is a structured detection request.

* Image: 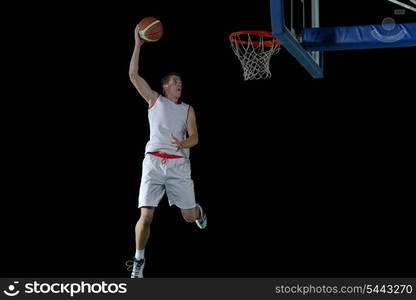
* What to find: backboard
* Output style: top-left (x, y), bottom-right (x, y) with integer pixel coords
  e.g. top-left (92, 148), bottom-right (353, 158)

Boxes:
top-left (270, 0), bottom-right (324, 78)
top-left (270, 0), bottom-right (416, 79)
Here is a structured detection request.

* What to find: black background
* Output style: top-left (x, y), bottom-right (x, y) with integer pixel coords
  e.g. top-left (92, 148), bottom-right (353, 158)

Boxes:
top-left (2, 0), bottom-right (415, 278)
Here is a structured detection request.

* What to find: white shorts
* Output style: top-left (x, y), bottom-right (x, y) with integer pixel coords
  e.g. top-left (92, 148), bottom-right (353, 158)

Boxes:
top-left (138, 154), bottom-right (196, 209)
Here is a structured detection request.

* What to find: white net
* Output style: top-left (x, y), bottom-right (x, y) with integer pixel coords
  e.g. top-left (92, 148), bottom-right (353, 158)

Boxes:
top-left (230, 32), bottom-right (281, 80)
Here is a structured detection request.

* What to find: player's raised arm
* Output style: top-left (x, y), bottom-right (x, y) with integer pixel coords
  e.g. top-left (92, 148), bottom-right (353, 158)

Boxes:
top-left (129, 25), bottom-right (159, 106)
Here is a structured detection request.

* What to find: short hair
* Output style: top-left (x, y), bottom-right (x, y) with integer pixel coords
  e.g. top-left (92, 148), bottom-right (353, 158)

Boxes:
top-left (161, 72), bottom-right (181, 94)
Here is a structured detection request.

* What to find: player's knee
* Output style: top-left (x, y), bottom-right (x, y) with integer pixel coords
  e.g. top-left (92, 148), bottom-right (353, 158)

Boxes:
top-left (182, 213), bottom-right (197, 223)
top-left (183, 216), bottom-right (196, 223)
top-left (138, 214), bottom-right (153, 226)
top-left (181, 207), bottom-right (198, 223)
top-left (138, 207), bottom-right (155, 226)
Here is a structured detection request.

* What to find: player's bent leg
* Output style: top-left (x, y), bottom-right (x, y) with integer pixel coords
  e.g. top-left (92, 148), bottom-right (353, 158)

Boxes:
top-left (181, 204), bottom-right (207, 229)
top-left (181, 207), bottom-right (199, 223)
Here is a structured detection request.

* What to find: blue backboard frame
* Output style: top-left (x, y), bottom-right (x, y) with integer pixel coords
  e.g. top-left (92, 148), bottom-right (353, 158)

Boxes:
top-left (270, 0), bottom-right (324, 78)
top-left (270, 0), bottom-right (416, 79)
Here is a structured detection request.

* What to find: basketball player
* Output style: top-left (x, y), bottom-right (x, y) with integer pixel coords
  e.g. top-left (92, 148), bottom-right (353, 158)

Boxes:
top-left (128, 25), bottom-right (207, 278)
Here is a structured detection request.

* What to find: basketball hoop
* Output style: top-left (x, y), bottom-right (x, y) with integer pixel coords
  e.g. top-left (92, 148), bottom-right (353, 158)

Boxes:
top-left (229, 31), bottom-right (281, 80)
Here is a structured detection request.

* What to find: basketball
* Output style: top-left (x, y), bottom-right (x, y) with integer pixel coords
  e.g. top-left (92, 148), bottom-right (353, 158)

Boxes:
top-left (138, 17), bottom-right (163, 42)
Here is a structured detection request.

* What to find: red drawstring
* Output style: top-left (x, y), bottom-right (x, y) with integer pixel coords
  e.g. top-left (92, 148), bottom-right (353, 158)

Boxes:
top-left (147, 152), bottom-right (183, 165)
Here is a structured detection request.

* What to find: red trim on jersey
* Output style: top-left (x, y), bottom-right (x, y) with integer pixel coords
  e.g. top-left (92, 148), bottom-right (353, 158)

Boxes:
top-left (185, 105), bottom-right (190, 127)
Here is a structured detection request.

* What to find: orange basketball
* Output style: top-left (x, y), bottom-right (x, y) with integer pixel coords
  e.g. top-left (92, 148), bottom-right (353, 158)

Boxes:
top-left (138, 17), bottom-right (163, 42)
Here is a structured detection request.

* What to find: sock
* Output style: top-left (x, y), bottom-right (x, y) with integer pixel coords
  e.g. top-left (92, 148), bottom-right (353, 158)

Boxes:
top-left (135, 249), bottom-right (145, 260)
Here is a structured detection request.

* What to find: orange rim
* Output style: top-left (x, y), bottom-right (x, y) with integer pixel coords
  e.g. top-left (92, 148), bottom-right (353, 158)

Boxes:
top-left (229, 31), bottom-right (281, 47)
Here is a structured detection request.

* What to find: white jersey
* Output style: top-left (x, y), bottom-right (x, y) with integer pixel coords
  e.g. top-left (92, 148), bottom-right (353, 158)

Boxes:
top-left (145, 95), bottom-right (190, 158)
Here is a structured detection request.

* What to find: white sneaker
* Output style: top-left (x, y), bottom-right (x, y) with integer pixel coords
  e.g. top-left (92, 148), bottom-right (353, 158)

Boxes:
top-left (195, 204), bottom-right (207, 229)
top-left (130, 258), bottom-right (145, 278)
